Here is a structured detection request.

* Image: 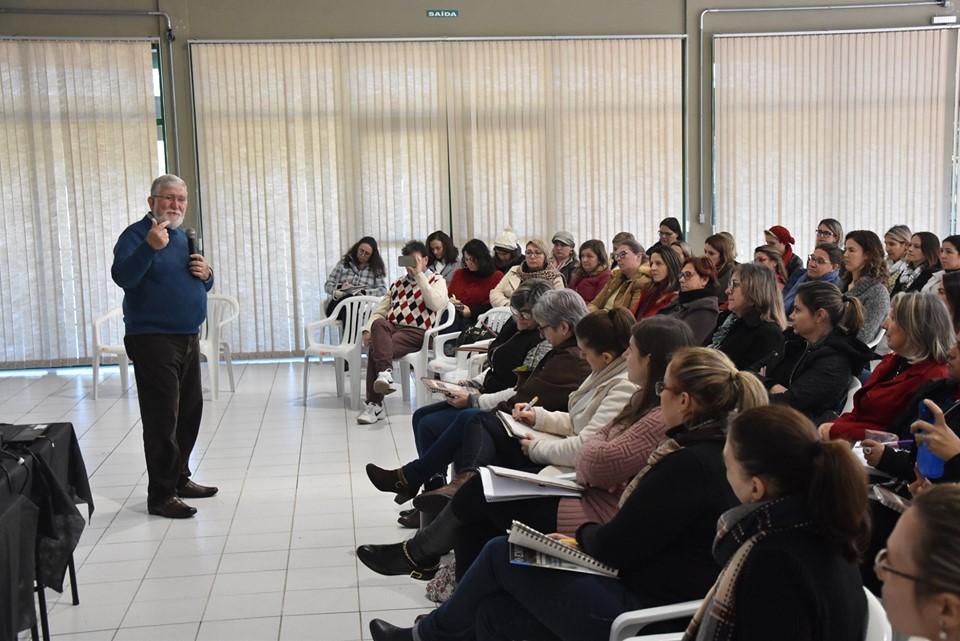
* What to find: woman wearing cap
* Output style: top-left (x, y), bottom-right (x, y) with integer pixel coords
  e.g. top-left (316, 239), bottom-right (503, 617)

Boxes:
top-left (765, 226), bottom-right (804, 281)
top-left (568, 240), bottom-right (612, 303)
top-left (549, 231), bottom-right (579, 285)
top-left (491, 228), bottom-right (523, 274)
top-left (489, 239), bottom-right (564, 308)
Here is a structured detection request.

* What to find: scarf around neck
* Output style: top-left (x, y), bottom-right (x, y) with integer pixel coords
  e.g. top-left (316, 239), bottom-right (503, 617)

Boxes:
top-left (518, 263), bottom-right (562, 283)
top-left (683, 495), bottom-right (812, 641)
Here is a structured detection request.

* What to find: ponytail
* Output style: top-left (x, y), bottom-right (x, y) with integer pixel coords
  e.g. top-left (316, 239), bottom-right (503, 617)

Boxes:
top-left (796, 281), bottom-right (864, 338)
top-left (669, 348), bottom-right (770, 420)
top-left (734, 370), bottom-right (768, 412)
top-left (575, 308), bottom-right (635, 358)
top-left (728, 406), bottom-right (870, 561)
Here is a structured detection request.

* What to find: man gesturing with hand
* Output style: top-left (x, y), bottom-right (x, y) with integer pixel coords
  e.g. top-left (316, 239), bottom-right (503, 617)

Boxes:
top-left (111, 174), bottom-right (217, 519)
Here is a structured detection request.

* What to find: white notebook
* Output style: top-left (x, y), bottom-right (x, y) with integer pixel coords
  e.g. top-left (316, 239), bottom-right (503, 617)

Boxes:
top-left (507, 520), bottom-right (618, 578)
top-left (479, 467), bottom-right (582, 503)
top-left (497, 410), bottom-right (563, 442)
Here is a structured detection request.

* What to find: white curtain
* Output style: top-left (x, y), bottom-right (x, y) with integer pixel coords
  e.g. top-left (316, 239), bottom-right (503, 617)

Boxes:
top-left (191, 38), bottom-right (683, 358)
top-left (713, 28), bottom-right (958, 255)
top-left (0, 39), bottom-right (158, 367)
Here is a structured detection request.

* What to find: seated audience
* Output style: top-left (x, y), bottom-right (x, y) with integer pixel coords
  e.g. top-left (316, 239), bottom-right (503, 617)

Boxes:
top-left (875, 485), bottom-right (960, 641)
top-left (588, 237), bottom-right (651, 312)
top-left (683, 405), bottom-right (869, 641)
top-left (884, 224), bottom-right (912, 291)
top-left (764, 281), bottom-right (873, 423)
top-left (492, 228), bottom-right (523, 274)
top-left (704, 232), bottom-right (737, 308)
top-left (765, 225), bottom-right (804, 280)
top-left (922, 234), bottom-right (960, 296)
top-left (357, 241), bottom-right (447, 425)
top-left (357, 309), bottom-right (648, 581)
top-left (819, 292), bottom-right (953, 442)
top-left (631, 246), bottom-right (680, 319)
top-left (660, 256), bottom-right (720, 344)
top-left (489, 239), bottom-right (564, 307)
top-left (647, 216), bottom-right (683, 255)
top-left (707, 263), bottom-right (786, 371)
top-left (841, 230), bottom-right (891, 344)
top-left (783, 243), bottom-right (842, 316)
top-left (892, 232), bottom-right (941, 295)
top-left (753, 245), bottom-right (788, 290)
top-left (939, 270), bottom-right (960, 334)
top-left (815, 218), bottom-right (845, 247)
top-left (365, 289), bottom-right (590, 510)
top-left (446, 239), bottom-right (503, 332)
top-left (367, 347), bottom-right (767, 641)
top-left (567, 239), bottom-right (612, 303)
top-left (427, 230), bottom-right (459, 284)
top-left (670, 240), bottom-right (693, 262)
top-left (549, 231), bottom-right (578, 284)
top-left (322, 236), bottom-right (388, 316)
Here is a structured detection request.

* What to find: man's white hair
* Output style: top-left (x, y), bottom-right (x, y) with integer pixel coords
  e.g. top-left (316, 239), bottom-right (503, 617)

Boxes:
top-left (150, 174), bottom-right (187, 196)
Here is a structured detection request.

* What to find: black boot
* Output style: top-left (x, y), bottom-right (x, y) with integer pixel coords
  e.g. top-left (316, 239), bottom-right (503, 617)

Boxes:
top-left (397, 508), bottom-right (420, 529)
top-left (366, 463), bottom-right (420, 504)
top-left (369, 620), bottom-right (413, 641)
top-left (356, 541), bottom-right (438, 580)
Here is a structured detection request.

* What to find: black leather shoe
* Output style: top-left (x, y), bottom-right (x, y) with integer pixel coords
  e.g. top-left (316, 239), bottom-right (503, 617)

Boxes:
top-left (369, 619), bottom-right (413, 641)
top-left (397, 508), bottom-right (420, 529)
top-left (356, 542), bottom-right (438, 580)
top-left (148, 496), bottom-right (197, 519)
top-left (365, 463), bottom-right (419, 504)
top-left (177, 479), bottom-right (219, 499)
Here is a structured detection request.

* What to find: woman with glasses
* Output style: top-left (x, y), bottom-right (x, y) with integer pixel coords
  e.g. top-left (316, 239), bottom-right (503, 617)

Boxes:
top-left (841, 230), bottom-right (892, 344)
top-left (660, 256), bottom-right (720, 344)
top-left (645, 216), bottom-right (684, 255)
top-left (763, 282), bottom-right (873, 424)
top-left (489, 238), bottom-right (564, 308)
top-left (322, 236), bottom-right (388, 316)
top-left (446, 239), bottom-right (503, 333)
top-left (364, 289), bottom-right (590, 519)
top-left (875, 485), bottom-right (960, 641)
top-left (588, 237), bottom-right (651, 312)
top-left (707, 264), bottom-right (786, 371)
top-left (782, 244), bottom-right (842, 316)
top-left (892, 232), bottom-right (942, 296)
top-left (366, 347), bottom-right (766, 641)
top-left (632, 246), bottom-right (681, 320)
top-left (884, 225), bottom-right (912, 291)
top-left (816, 218), bottom-right (845, 247)
top-left (567, 239), bottom-right (612, 303)
top-left (682, 405), bottom-right (869, 641)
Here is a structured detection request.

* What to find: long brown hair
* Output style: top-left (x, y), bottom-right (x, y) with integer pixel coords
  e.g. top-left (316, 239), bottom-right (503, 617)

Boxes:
top-left (610, 317), bottom-right (695, 426)
top-left (842, 230), bottom-right (888, 285)
top-left (728, 405), bottom-right (870, 561)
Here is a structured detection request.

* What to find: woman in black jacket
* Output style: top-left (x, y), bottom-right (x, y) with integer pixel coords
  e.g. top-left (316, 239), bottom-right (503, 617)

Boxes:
top-left (660, 256), bottom-right (720, 344)
top-left (367, 348), bottom-right (768, 641)
top-left (764, 281), bottom-right (874, 423)
top-left (707, 263), bottom-right (786, 371)
top-left (685, 405), bottom-right (869, 641)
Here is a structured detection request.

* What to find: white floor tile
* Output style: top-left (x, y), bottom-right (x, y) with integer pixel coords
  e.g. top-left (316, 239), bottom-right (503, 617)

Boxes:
top-left (279, 612), bottom-right (362, 641)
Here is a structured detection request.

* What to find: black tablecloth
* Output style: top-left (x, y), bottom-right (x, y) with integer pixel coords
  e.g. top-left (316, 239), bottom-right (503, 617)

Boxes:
top-left (0, 423), bottom-right (94, 640)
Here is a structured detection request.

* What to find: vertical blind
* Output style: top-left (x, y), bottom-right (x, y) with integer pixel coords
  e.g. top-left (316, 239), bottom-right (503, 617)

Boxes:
top-left (191, 38), bottom-right (683, 357)
top-left (713, 28), bottom-right (958, 255)
top-left (0, 40), bottom-right (158, 367)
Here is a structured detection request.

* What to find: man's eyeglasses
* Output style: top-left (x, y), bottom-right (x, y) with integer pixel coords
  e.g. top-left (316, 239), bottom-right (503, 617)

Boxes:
top-left (511, 308), bottom-right (534, 321)
top-left (152, 194), bottom-right (187, 205)
top-left (807, 254), bottom-right (830, 266)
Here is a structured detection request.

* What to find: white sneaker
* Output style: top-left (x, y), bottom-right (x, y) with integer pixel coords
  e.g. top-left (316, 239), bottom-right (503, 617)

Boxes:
top-left (357, 402), bottom-right (385, 424)
top-left (373, 369), bottom-right (397, 395)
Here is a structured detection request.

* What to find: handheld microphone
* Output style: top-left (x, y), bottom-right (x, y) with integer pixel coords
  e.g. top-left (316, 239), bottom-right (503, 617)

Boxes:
top-left (186, 228), bottom-right (198, 257)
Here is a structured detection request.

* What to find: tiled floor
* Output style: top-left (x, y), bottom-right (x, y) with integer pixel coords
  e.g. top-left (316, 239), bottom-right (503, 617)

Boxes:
top-left (4, 360), bottom-right (434, 641)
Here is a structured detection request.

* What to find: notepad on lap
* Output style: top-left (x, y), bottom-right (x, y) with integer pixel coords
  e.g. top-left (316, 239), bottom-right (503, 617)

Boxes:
top-left (507, 520), bottom-right (618, 578)
top-left (496, 410), bottom-right (562, 442)
top-left (479, 467), bottom-right (582, 502)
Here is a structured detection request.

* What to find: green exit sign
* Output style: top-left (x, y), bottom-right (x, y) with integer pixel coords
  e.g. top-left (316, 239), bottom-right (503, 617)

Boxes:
top-left (427, 9), bottom-right (459, 17)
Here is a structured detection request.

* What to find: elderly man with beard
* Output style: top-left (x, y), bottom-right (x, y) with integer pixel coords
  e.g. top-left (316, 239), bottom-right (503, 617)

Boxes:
top-left (111, 174), bottom-right (217, 519)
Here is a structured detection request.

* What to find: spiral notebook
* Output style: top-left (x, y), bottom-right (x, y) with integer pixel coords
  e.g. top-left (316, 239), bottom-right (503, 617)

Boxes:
top-left (507, 520), bottom-right (618, 578)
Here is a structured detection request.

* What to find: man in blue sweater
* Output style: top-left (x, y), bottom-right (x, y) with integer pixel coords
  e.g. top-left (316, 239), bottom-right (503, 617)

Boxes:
top-left (111, 174), bottom-right (217, 519)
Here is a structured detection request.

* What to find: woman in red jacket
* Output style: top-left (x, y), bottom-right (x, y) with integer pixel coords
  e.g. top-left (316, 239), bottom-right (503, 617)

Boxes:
top-left (567, 239), bottom-right (612, 303)
top-left (447, 239), bottom-right (503, 332)
top-left (819, 292), bottom-right (954, 442)
top-left (631, 245), bottom-right (680, 319)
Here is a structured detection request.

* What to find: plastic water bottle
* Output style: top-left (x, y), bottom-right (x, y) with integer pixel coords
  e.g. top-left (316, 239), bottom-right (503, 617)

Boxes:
top-left (916, 401), bottom-right (945, 480)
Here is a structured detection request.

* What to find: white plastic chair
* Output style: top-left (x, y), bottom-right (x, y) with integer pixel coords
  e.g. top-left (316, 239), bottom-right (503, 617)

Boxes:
top-left (429, 307), bottom-right (513, 382)
top-left (866, 327), bottom-right (886, 350)
top-left (842, 376), bottom-right (863, 414)
top-left (303, 295), bottom-right (380, 408)
top-left (91, 307), bottom-right (130, 400)
top-left (398, 302), bottom-right (456, 403)
top-left (199, 294), bottom-right (240, 400)
top-left (609, 587), bottom-right (890, 641)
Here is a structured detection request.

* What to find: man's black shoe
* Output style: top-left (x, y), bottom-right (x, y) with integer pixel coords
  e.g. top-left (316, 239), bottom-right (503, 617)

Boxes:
top-left (148, 496), bottom-right (197, 519)
top-left (177, 479), bottom-right (219, 499)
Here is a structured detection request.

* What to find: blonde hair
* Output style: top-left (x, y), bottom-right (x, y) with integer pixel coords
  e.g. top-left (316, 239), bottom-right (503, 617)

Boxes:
top-left (668, 347), bottom-right (769, 420)
top-left (890, 292), bottom-right (954, 363)
top-left (525, 238), bottom-right (550, 258)
top-left (735, 263), bottom-right (787, 329)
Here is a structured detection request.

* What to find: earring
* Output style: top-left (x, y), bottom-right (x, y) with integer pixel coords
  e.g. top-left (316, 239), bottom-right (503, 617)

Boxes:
top-left (940, 620), bottom-right (948, 641)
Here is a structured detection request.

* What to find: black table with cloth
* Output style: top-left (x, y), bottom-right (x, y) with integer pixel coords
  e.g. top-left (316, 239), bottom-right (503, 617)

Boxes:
top-left (0, 423), bottom-right (95, 641)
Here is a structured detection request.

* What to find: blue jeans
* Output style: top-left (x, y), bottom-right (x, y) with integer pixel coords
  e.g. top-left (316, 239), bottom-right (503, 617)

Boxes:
top-left (414, 536), bottom-right (643, 641)
top-left (403, 406), bottom-right (485, 487)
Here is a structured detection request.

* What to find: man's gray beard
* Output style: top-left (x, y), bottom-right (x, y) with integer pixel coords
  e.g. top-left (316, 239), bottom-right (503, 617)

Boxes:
top-left (154, 213), bottom-right (182, 230)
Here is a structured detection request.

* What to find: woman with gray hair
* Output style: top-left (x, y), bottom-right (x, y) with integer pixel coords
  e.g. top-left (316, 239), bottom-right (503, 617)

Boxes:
top-left (820, 292), bottom-right (954, 442)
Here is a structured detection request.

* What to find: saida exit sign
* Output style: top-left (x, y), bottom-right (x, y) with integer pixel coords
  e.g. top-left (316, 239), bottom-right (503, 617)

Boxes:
top-left (427, 9), bottom-right (459, 17)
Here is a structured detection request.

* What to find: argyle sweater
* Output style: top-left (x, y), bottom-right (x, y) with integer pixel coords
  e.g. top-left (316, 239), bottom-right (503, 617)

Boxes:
top-left (363, 270), bottom-right (449, 333)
